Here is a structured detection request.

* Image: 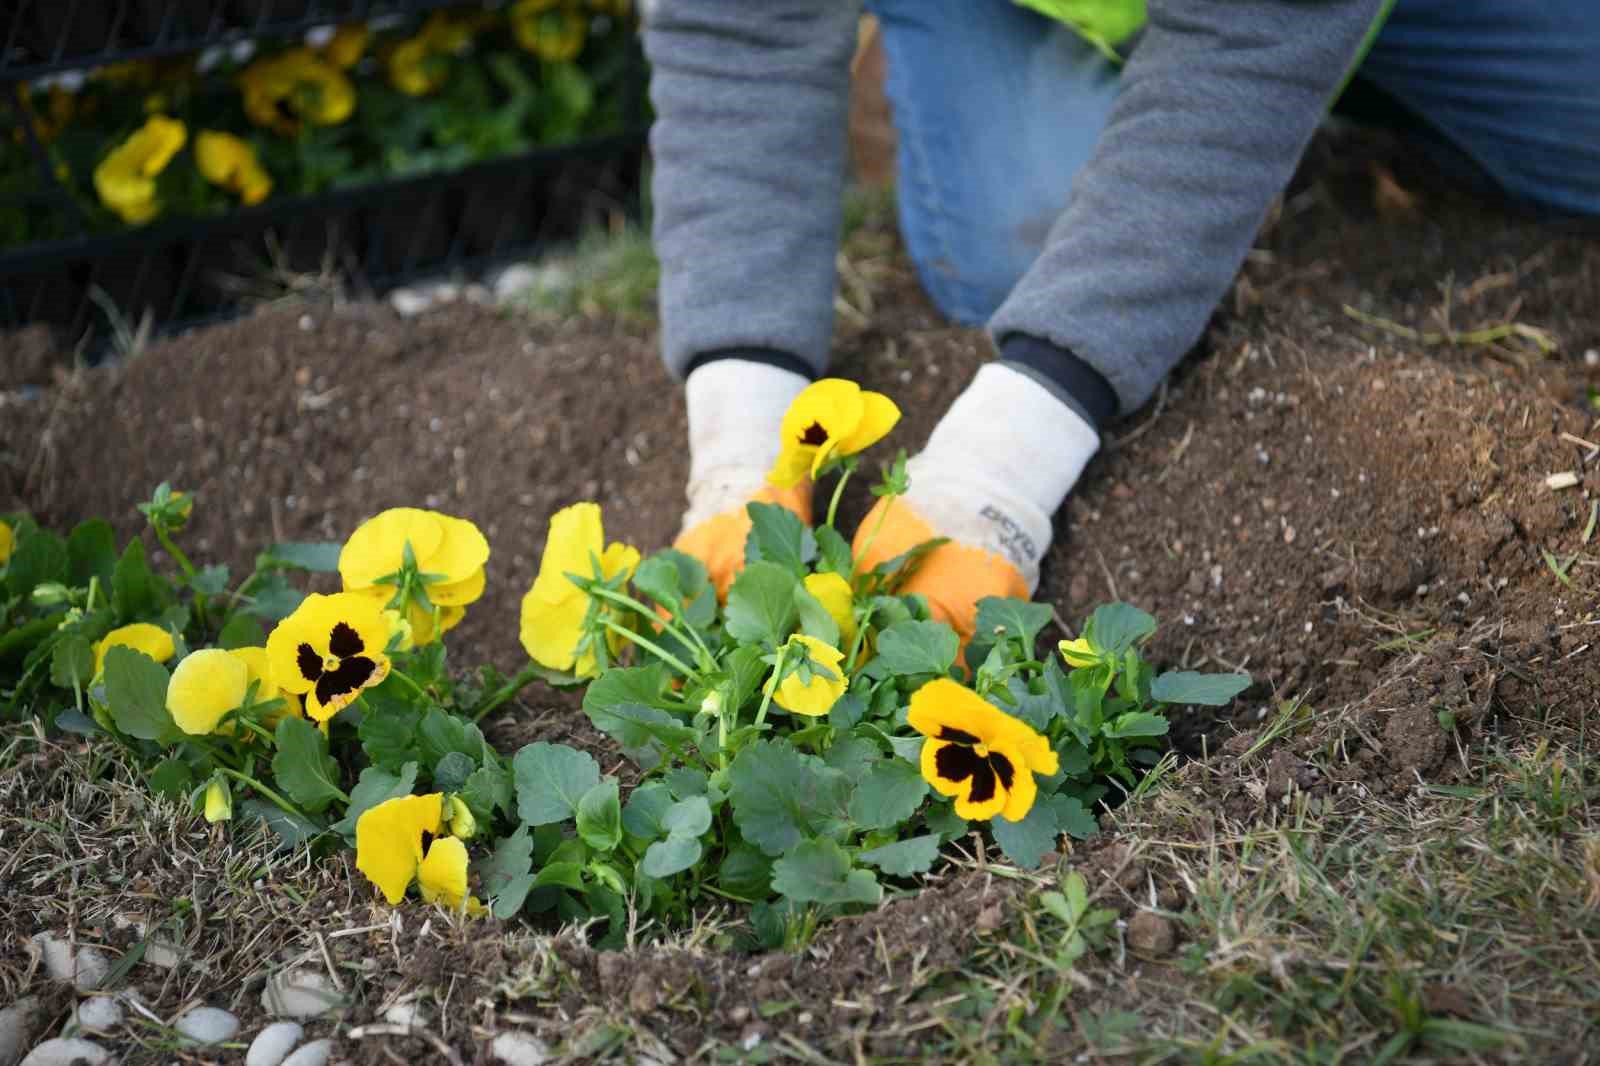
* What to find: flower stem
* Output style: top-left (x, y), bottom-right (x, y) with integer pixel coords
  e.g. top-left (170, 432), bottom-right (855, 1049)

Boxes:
top-left (156, 523), bottom-right (208, 631)
top-left (602, 620), bottom-right (699, 680)
top-left (823, 462), bottom-right (855, 530)
top-left (387, 667), bottom-right (430, 702)
top-left (470, 660), bottom-right (547, 723)
top-left (586, 585), bottom-right (715, 670)
top-left (215, 766), bottom-right (311, 824)
top-left (752, 644), bottom-right (788, 731)
top-left (848, 493), bottom-right (898, 583)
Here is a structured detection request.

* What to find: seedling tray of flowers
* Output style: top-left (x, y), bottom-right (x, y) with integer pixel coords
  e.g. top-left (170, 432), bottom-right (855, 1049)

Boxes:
top-left (2, 1), bottom-right (645, 343)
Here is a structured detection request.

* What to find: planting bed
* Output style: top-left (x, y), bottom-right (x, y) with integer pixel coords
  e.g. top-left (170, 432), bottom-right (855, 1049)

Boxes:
top-left (3, 137), bottom-right (1598, 1061)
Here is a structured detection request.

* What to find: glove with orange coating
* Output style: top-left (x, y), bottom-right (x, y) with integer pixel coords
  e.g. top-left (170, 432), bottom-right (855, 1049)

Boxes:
top-left (852, 363), bottom-right (1101, 645)
top-left (673, 358), bottom-right (813, 598)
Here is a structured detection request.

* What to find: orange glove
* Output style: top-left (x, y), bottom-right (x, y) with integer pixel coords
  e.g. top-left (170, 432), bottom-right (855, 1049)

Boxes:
top-left (851, 496), bottom-right (1027, 647)
top-left (675, 481), bottom-right (813, 600)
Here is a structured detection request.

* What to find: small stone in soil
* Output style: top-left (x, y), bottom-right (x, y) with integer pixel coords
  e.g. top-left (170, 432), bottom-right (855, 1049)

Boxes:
top-left (1127, 911), bottom-right (1177, 956)
top-left (73, 997), bottom-right (123, 1033)
top-left (20, 1038), bottom-right (111, 1066)
top-left (175, 1006), bottom-right (239, 1044)
top-left (492, 1031), bottom-right (552, 1066)
top-left (280, 1038), bottom-right (334, 1066)
top-left (246, 1021), bottom-right (304, 1066)
top-left (0, 996), bottom-right (43, 1066)
top-left (261, 970), bottom-right (343, 1018)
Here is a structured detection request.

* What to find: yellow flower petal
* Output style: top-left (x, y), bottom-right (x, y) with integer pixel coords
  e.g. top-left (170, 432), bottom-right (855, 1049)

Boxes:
top-left (355, 793), bottom-right (444, 905)
top-left (417, 834), bottom-right (472, 908)
top-left (225, 645), bottom-right (303, 728)
top-left (167, 648), bottom-right (250, 735)
top-left (531, 502), bottom-right (605, 601)
top-left (802, 572), bottom-right (856, 649)
top-left (952, 781), bottom-right (1008, 822)
top-left (997, 742), bottom-right (1039, 822)
top-left (519, 586), bottom-right (589, 673)
top-left (766, 443), bottom-right (818, 490)
top-left (1058, 637), bottom-right (1098, 669)
top-left (195, 130), bottom-right (273, 206)
top-left (425, 514), bottom-right (491, 585)
top-left (920, 738), bottom-right (966, 799)
top-left (778, 379), bottom-right (864, 461)
top-left (265, 592), bottom-right (393, 720)
top-left (599, 542), bottom-right (641, 584)
top-left (339, 508), bottom-right (445, 589)
top-left (425, 567), bottom-right (485, 607)
top-left (911, 679), bottom-right (1056, 821)
top-left (774, 635), bottom-right (847, 717)
top-left (93, 115), bottom-right (186, 224)
top-left (322, 24), bottom-right (370, 69)
top-left (94, 622), bottom-right (176, 678)
top-left (835, 389), bottom-right (901, 456)
top-left (0, 519), bottom-right (13, 565)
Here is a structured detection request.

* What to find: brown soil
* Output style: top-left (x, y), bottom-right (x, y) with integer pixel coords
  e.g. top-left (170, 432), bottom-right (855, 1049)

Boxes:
top-left (5, 132), bottom-right (1600, 1060)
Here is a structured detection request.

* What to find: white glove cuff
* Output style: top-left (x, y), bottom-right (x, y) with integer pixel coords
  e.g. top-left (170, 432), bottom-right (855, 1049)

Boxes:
top-left (682, 359), bottom-right (811, 530)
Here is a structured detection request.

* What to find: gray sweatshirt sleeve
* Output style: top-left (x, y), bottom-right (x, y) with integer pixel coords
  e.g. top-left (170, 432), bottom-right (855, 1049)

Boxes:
top-left (988, 0), bottom-right (1386, 414)
top-left (644, 1), bottom-right (861, 379)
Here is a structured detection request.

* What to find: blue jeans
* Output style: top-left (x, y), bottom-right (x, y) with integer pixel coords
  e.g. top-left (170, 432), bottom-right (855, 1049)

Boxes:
top-left (866, 0), bottom-right (1600, 326)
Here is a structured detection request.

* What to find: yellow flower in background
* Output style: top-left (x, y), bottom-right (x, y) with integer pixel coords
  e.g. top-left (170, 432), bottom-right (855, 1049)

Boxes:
top-left (802, 572), bottom-right (856, 650)
top-left (519, 502), bottom-right (639, 677)
top-left (355, 793), bottom-right (483, 912)
top-left (166, 648), bottom-right (250, 735)
top-left (0, 519), bottom-right (12, 565)
top-left (321, 24), bottom-right (370, 69)
top-left (14, 84), bottom-right (75, 143)
top-left (768, 379), bottom-right (901, 488)
top-left (195, 131), bottom-right (273, 206)
top-left (93, 114), bottom-right (186, 224)
top-left (511, 3), bottom-right (588, 63)
top-left (587, 0), bottom-right (631, 16)
top-left (1058, 637), bottom-right (1099, 669)
top-left (773, 634), bottom-right (846, 717)
top-left (226, 645), bottom-right (304, 729)
top-left (203, 778), bottom-right (233, 823)
top-left (241, 48), bottom-right (355, 135)
top-left (339, 507), bottom-right (489, 646)
top-left (93, 622), bottom-right (176, 679)
top-left (266, 592), bottom-right (393, 721)
top-left (908, 678), bottom-right (1059, 822)
top-left (386, 11), bottom-right (474, 96)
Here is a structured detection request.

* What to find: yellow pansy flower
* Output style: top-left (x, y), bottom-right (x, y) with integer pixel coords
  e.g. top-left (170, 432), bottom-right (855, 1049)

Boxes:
top-left (166, 648), bottom-right (249, 735)
top-left (802, 572), bottom-right (856, 650)
top-left (265, 592), bottom-right (393, 722)
top-left (195, 131), bottom-right (272, 206)
top-left (93, 622), bottom-right (176, 679)
top-left (321, 24), bottom-right (370, 69)
top-left (93, 115), bottom-right (187, 224)
top-left (203, 778), bottom-right (233, 823)
top-left (355, 793), bottom-right (483, 912)
top-left (768, 379), bottom-right (901, 488)
top-left (519, 503), bottom-right (640, 678)
top-left (226, 645), bottom-right (304, 729)
top-left (1058, 637), bottom-right (1099, 669)
top-left (773, 634), bottom-right (846, 717)
top-left (0, 519), bottom-right (12, 565)
top-left (240, 48), bottom-right (354, 135)
top-left (908, 678), bottom-right (1059, 822)
top-left (511, 3), bottom-right (588, 63)
top-left (386, 12), bottom-right (473, 96)
top-left (339, 507), bottom-right (489, 647)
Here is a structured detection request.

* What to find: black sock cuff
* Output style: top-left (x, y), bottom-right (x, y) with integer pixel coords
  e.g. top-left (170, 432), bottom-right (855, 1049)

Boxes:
top-left (998, 334), bottom-right (1118, 430)
top-left (684, 347), bottom-right (818, 382)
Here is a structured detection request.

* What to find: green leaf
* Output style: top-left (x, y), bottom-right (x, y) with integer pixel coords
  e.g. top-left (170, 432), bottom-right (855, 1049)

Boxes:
top-left (1051, 794), bottom-right (1099, 840)
top-left (1150, 670), bottom-right (1251, 706)
top-left (665, 768), bottom-right (710, 801)
top-left (191, 564), bottom-right (230, 596)
top-left (513, 742), bottom-right (601, 826)
top-left (722, 644), bottom-right (768, 712)
top-left (432, 751), bottom-right (476, 792)
top-left (583, 696), bottom-right (694, 769)
top-left (974, 597), bottom-right (1054, 651)
top-left (532, 861), bottom-right (586, 893)
top-left (359, 700), bottom-right (422, 771)
top-left (482, 826), bottom-right (536, 919)
top-left (332, 762), bottom-right (418, 838)
top-left (727, 740), bottom-right (851, 856)
top-left (272, 717), bottom-right (345, 814)
top-left (417, 708), bottom-right (489, 768)
top-left (621, 781), bottom-right (675, 840)
top-left (661, 795), bottom-right (713, 837)
top-left (743, 502), bottom-right (817, 573)
top-left (793, 584), bottom-right (842, 647)
top-left (813, 525), bottom-right (853, 576)
top-left (1003, 677), bottom-right (1060, 732)
top-left (575, 778), bottom-right (623, 851)
top-left (216, 612), bottom-right (266, 650)
top-left (1103, 712), bottom-right (1170, 739)
top-left (6, 527), bottom-right (68, 599)
top-left (239, 798), bottom-right (325, 850)
top-left (771, 838), bottom-right (882, 906)
top-left (847, 757), bottom-right (929, 830)
top-left (992, 799), bottom-right (1060, 870)
top-left (823, 734), bottom-right (880, 778)
top-left (246, 573), bottom-right (304, 621)
top-left (49, 635), bottom-right (94, 691)
top-left (463, 763), bottom-right (514, 820)
top-left (724, 561), bottom-right (799, 646)
top-left (924, 802), bottom-right (968, 841)
top-left (874, 620), bottom-right (960, 677)
top-left (111, 539), bottom-right (165, 622)
top-left (633, 550), bottom-right (715, 626)
top-left (859, 834), bottom-right (941, 877)
top-left (717, 844), bottom-right (773, 899)
top-left (66, 520), bottom-right (118, 588)
top-left (641, 834), bottom-right (702, 879)
top-left (261, 541), bottom-right (343, 572)
top-left (1083, 602), bottom-right (1156, 657)
top-left (102, 646), bottom-right (180, 745)
top-left (147, 757), bottom-right (194, 800)
top-left (864, 725), bottom-right (926, 764)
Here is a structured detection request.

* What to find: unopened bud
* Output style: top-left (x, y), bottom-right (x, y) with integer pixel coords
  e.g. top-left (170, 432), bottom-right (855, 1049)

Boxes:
top-left (31, 582), bottom-right (71, 607)
top-left (204, 778), bottom-right (233, 823)
top-left (447, 795), bottom-right (477, 840)
top-left (699, 690), bottom-right (723, 716)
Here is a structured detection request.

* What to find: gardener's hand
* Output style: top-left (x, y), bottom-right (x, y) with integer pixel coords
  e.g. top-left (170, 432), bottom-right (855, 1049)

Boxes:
top-left (852, 363), bottom-right (1102, 645)
top-left (674, 358), bottom-right (814, 598)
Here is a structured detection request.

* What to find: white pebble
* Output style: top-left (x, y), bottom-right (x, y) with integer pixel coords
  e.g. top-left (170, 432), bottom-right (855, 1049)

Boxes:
top-left (176, 1006), bottom-right (239, 1045)
top-left (492, 264), bottom-right (538, 303)
top-left (382, 1002), bottom-right (429, 1028)
top-left (20, 1038), bottom-right (110, 1066)
top-left (73, 998), bottom-right (123, 1033)
top-left (491, 1031), bottom-right (552, 1066)
top-left (261, 970), bottom-right (343, 1019)
top-left (281, 1039), bottom-right (334, 1066)
top-left (246, 1022), bottom-right (304, 1066)
top-left (389, 288), bottom-right (433, 318)
top-left (32, 934), bottom-right (110, 992)
top-left (0, 996), bottom-right (43, 1066)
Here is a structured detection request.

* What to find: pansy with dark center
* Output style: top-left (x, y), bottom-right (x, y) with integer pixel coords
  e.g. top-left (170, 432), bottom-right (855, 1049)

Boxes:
top-left (266, 592), bottom-right (394, 723)
top-left (908, 679), bottom-right (1059, 822)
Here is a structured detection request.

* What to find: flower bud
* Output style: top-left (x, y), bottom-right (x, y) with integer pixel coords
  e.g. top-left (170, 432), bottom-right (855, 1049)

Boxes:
top-left (447, 795), bottom-right (477, 840)
top-left (204, 778), bottom-right (233, 823)
top-left (699, 689), bottom-right (723, 716)
top-left (31, 582), bottom-right (71, 607)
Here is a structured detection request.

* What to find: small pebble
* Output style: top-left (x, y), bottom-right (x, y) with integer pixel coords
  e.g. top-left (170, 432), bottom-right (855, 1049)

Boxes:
top-left (381, 1003), bottom-right (429, 1028)
top-left (280, 1038), bottom-right (334, 1066)
top-left (32, 934), bottom-right (110, 992)
top-left (0, 996), bottom-right (42, 1066)
top-left (491, 1031), bottom-right (552, 1066)
top-left (492, 264), bottom-right (537, 302)
top-left (20, 1038), bottom-right (110, 1066)
top-left (72, 998), bottom-right (123, 1033)
top-left (175, 1006), bottom-right (239, 1045)
top-left (262, 970), bottom-right (343, 1019)
top-left (1127, 911), bottom-right (1177, 956)
top-left (246, 1022), bottom-right (304, 1066)
top-left (389, 288), bottom-right (432, 318)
